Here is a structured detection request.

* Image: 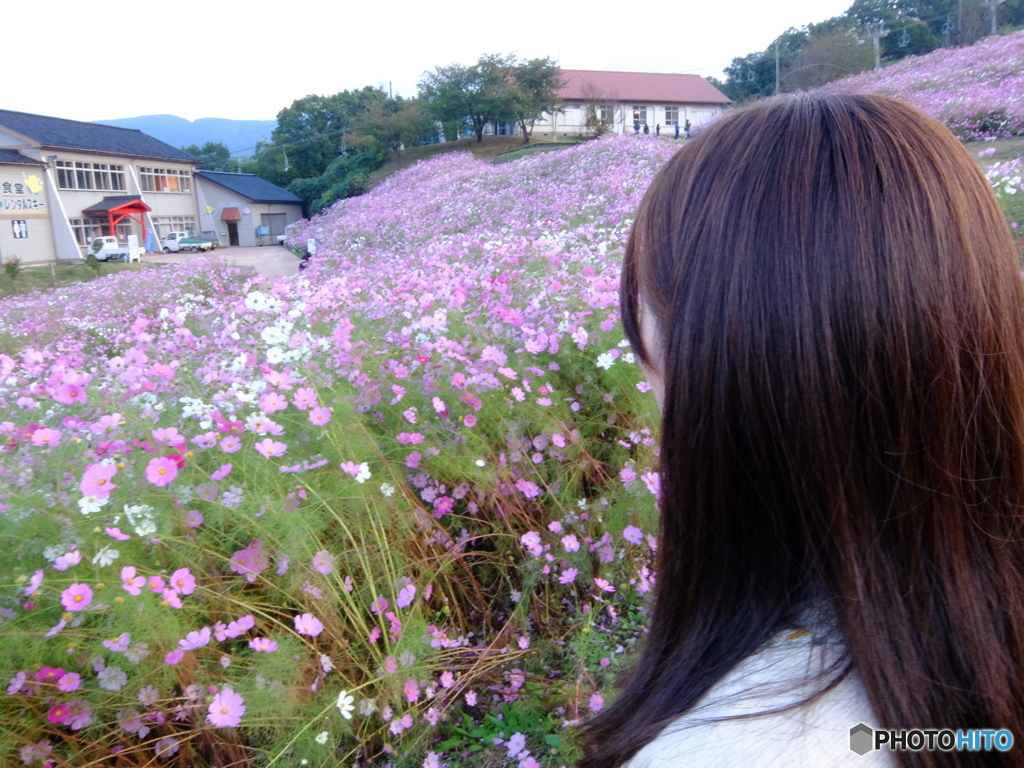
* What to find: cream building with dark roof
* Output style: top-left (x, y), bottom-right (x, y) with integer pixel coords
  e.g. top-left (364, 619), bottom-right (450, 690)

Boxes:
top-left (0, 109), bottom-right (201, 264)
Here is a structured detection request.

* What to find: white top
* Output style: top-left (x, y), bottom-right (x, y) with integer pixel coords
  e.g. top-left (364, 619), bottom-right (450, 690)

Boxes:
top-left (624, 628), bottom-right (895, 767)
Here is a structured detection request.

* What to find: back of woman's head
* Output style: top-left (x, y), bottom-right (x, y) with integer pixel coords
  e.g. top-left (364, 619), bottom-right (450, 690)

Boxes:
top-left (584, 94), bottom-right (1024, 768)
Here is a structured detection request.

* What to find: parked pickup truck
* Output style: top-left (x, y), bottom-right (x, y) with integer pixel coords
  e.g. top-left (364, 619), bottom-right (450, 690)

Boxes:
top-left (161, 231), bottom-right (218, 253)
top-left (87, 236), bottom-right (141, 262)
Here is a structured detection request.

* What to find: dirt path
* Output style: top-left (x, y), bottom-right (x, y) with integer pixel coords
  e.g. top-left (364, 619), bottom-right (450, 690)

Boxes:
top-left (141, 245), bottom-right (301, 278)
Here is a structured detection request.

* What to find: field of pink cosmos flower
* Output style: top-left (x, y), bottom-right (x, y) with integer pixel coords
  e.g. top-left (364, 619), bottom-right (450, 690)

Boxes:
top-left (2, 108), bottom-right (1020, 767)
top-left (0, 134), bottom-right (673, 768)
top-left (819, 29), bottom-right (1024, 141)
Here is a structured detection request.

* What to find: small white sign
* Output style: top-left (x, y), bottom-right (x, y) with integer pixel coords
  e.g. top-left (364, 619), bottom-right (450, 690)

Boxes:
top-left (306, 238), bottom-right (316, 254)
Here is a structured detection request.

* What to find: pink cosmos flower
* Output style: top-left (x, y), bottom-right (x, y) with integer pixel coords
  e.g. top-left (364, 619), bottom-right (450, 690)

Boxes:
top-left (105, 527), bottom-right (131, 540)
top-left (145, 457), bottom-right (179, 487)
top-left (292, 387), bottom-right (318, 410)
top-left (102, 632), bottom-right (131, 652)
top-left (57, 672), bottom-right (81, 692)
top-left (589, 693), bottom-right (605, 713)
top-left (65, 700), bottom-right (93, 730)
top-left (162, 588), bottom-right (183, 609)
top-left (248, 637), bottom-right (278, 652)
top-left (36, 666), bottom-right (65, 683)
top-left (206, 688), bottom-right (245, 728)
top-left (53, 383), bottom-right (87, 405)
top-left (47, 704), bottom-right (69, 724)
top-left (224, 615), bottom-right (255, 638)
top-left (164, 649), bottom-right (184, 665)
top-left (25, 569), bottom-right (43, 596)
top-left (641, 469), bottom-right (661, 498)
top-left (558, 568), bottom-right (578, 585)
top-left (406, 451), bottom-right (421, 469)
top-left (404, 678), bottom-right (420, 702)
top-left (396, 584), bottom-right (416, 609)
top-left (53, 550), bottom-right (82, 571)
top-left (147, 575), bottom-right (166, 593)
top-left (219, 435), bottom-right (242, 453)
top-left (620, 467), bottom-right (637, 485)
top-left (169, 568), bottom-right (196, 595)
top-left (254, 438), bottom-right (286, 458)
top-left (31, 428), bottom-right (61, 447)
top-left (179, 627), bottom-right (211, 650)
top-left (294, 613), bottom-right (324, 637)
top-left (183, 509), bottom-right (204, 528)
top-left (259, 391), bottom-right (288, 414)
top-left (594, 578), bottom-right (616, 593)
top-left (622, 525), bottom-right (644, 545)
top-left (561, 535), bottom-right (580, 553)
top-left (464, 414), bottom-right (477, 428)
top-left (60, 583), bottom-right (93, 612)
top-left (311, 550), bottom-right (333, 575)
top-left (211, 463), bottom-right (232, 480)
top-left (80, 463), bottom-right (117, 499)
top-left (308, 406), bottom-right (332, 425)
top-left (229, 540), bottom-right (269, 582)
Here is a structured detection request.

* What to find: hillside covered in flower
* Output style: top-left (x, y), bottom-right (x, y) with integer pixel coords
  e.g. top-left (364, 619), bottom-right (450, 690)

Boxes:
top-left (818, 29), bottom-right (1024, 140)
top-left (0, 135), bottom-right (676, 768)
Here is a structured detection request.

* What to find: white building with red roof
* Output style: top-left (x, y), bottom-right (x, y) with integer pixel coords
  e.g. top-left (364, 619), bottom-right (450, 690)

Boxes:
top-left (532, 69), bottom-right (730, 138)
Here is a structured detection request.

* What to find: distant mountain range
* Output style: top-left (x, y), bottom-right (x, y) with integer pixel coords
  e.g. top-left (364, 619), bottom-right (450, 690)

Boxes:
top-left (92, 115), bottom-right (276, 157)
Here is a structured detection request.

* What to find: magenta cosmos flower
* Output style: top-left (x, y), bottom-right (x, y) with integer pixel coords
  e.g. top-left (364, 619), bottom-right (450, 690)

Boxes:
top-left (206, 688), bottom-right (245, 727)
top-left (254, 438), bottom-right (286, 458)
top-left (169, 568), bottom-right (196, 595)
top-left (293, 613), bottom-right (324, 637)
top-left (145, 457), bottom-right (179, 487)
top-left (80, 463), bottom-right (117, 499)
top-left (60, 583), bottom-right (93, 612)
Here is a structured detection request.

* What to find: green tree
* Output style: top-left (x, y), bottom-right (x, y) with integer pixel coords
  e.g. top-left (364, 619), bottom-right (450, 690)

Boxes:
top-left (419, 53), bottom-right (519, 143)
top-left (509, 57), bottom-right (564, 144)
top-left (181, 142), bottom-right (233, 171)
top-left (357, 96), bottom-right (437, 157)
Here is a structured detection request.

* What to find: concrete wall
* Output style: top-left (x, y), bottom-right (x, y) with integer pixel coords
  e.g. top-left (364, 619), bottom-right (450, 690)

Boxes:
top-left (532, 101), bottom-right (727, 137)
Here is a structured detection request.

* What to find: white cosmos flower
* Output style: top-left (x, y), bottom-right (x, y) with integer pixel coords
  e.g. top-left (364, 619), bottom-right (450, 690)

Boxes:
top-left (596, 352), bottom-right (615, 370)
top-left (92, 546), bottom-right (119, 567)
top-left (336, 690), bottom-right (355, 719)
top-left (380, 483), bottom-right (395, 497)
top-left (315, 731), bottom-right (328, 745)
top-left (355, 463), bottom-right (371, 483)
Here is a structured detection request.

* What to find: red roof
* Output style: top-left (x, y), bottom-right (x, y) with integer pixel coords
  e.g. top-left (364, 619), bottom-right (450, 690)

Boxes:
top-left (557, 69), bottom-right (730, 105)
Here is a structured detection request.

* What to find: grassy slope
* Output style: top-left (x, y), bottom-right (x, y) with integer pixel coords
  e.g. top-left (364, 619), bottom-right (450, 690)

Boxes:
top-left (968, 137), bottom-right (1024, 225)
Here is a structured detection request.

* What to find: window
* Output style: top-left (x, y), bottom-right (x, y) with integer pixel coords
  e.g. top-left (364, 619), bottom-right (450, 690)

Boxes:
top-left (152, 216), bottom-right (197, 238)
top-left (56, 161), bottom-right (125, 191)
top-left (632, 106), bottom-right (648, 126)
top-left (140, 167), bottom-right (192, 193)
top-left (664, 106), bottom-right (679, 126)
top-left (68, 218), bottom-right (134, 246)
top-left (599, 105), bottom-right (614, 124)
top-left (69, 217), bottom-right (109, 246)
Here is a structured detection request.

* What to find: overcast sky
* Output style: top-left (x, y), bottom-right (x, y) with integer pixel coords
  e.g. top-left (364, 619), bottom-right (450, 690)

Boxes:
top-left (11, 0), bottom-right (853, 125)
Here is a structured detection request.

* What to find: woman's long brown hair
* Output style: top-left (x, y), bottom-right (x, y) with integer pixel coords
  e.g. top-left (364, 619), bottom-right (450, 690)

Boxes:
top-left (583, 94), bottom-right (1024, 768)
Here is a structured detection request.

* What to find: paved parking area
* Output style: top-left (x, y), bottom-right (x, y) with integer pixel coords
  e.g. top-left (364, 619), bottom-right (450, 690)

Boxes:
top-left (141, 245), bottom-right (301, 278)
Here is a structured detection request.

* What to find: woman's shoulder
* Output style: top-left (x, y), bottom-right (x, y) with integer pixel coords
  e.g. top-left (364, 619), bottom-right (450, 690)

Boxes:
top-left (624, 628), bottom-right (895, 768)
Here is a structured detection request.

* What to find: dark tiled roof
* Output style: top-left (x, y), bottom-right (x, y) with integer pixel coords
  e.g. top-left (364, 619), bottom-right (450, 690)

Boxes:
top-left (82, 196), bottom-right (149, 214)
top-left (0, 109), bottom-right (198, 162)
top-left (0, 148), bottom-right (44, 165)
top-left (197, 171), bottom-right (302, 203)
top-left (558, 70), bottom-right (731, 105)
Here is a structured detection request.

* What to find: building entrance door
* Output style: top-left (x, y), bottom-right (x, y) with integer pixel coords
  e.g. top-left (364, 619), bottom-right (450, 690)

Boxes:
top-left (227, 221), bottom-right (239, 246)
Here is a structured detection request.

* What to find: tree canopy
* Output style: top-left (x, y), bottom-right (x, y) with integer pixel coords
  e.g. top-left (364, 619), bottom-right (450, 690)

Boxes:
top-left (419, 54), bottom-right (562, 143)
top-left (181, 142), bottom-right (233, 172)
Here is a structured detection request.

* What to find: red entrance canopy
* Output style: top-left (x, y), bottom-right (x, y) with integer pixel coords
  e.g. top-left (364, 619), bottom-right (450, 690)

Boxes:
top-left (221, 207), bottom-right (242, 221)
top-left (82, 196), bottom-right (152, 242)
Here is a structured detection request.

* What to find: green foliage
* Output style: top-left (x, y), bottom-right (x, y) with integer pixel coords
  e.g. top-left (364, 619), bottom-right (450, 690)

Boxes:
top-left (3, 255), bottom-right (21, 279)
top-left (181, 142), bottom-right (235, 172)
top-left (419, 53), bottom-right (520, 143)
top-left (509, 57), bottom-right (565, 143)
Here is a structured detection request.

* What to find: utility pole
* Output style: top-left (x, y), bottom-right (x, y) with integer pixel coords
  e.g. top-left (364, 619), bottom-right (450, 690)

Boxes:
top-left (868, 21), bottom-right (889, 68)
top-left (775, 41), bottom-right (780, 95)
top-left (988, 0), bottom-right (1006, 35)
